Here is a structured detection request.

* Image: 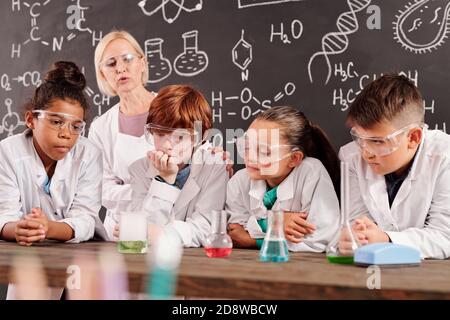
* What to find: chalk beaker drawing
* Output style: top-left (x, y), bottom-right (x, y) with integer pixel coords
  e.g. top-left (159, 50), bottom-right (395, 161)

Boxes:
top-left (174, 30), bottom-right (209, 77)
top-left (145, 38), bottom-right (172, 83)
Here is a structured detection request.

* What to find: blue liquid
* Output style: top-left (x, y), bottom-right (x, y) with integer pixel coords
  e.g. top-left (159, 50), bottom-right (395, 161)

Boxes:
top-left (260, 239), bottom-right (289, 262)
top-left (147, 267), bottom-right (176, 299)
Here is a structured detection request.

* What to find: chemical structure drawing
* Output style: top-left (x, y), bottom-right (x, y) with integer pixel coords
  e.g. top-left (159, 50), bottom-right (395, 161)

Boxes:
top-left (138, 0), bottom-right (203, 24)
top-left (232, 30), bottom-right (253, 82)
top-left (238, 0), bottom-right (302, 9)
top-left (174, 30), bottom-right (209, 77)
top-left (84, 86), bottom-right (111, 117)
top-left (145, 38), bottom-right (172, 83)
top-left (211, 82), bottom-right (296, 122)
top-left (308, 0), bottom-right (372, 85)
top-left (270, 19), bottom-right (304, 44)
top-left (393, 0), bottom-right (450, 54)
top-left (0, 99), bottom-right (26, 137)
top-left (11, 0), bottom-right (102, 59)
top-left (1, 74), bottom-right (12, 92)
top-left (17, 0), bottom-right (52, 48)
top-left (1, 71), bottom-right (42, 93)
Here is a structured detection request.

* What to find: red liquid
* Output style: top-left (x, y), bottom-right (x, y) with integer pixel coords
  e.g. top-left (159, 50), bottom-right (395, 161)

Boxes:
top-left (204, 247), bottom-right (232, 258)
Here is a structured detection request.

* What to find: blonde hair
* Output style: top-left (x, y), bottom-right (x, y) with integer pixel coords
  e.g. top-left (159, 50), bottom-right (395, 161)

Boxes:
top-left (94, 30), bottom-right (149, 97)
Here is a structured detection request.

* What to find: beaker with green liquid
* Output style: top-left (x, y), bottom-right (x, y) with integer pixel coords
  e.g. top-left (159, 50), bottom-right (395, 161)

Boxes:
top-left (117, 211), bottom-right (148, 254)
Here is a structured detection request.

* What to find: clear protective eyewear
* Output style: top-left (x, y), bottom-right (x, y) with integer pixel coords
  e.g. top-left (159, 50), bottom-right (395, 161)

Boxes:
top-left (32, 110), bottom-right (86, 135)
top-left (144, 123), bottom-right (200, 148)
top-left (100, 53), bottom-right (141, 70)
top-left (235, 133), bottom-right (299, 166)
top-left (350, 123), bottom-right (425, 156)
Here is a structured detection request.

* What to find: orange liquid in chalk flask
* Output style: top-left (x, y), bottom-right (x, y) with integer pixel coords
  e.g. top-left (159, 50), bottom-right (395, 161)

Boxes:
top-left (145, 38), bottom-right (172, 83)
top-left (174, 30), bottom-right (208, 76)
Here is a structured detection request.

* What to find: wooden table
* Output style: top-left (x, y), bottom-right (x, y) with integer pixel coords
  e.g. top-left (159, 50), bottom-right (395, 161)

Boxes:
top-left (0, 241), bottom-right (449, 299)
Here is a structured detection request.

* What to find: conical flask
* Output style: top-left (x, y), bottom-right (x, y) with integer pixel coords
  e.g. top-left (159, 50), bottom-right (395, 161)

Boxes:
top-left (174, 30), bottom-right (208, 76)
top-left (260, 210), bottom-right (289, 262)
top-left (145, 38), bottom-right (172, 83)
top-left (326, 161), bottom-right (360, 264)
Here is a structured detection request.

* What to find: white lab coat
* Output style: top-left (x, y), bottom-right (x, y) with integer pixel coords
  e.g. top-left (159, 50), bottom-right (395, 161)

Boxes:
top-left (127, 147), bottom-right (228, 248)
top-left (88, 103), bottom-right (154, 240)
top-left (0, 129), bottom-right (107, 242)
top-left (226, 157), bottom-right (340, 252)
top-left (339, 128), bottom-right (450, 259)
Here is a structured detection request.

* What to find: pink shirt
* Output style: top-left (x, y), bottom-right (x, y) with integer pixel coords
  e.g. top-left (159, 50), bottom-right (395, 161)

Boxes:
top-left (118, 111), bottom-right (149, 137)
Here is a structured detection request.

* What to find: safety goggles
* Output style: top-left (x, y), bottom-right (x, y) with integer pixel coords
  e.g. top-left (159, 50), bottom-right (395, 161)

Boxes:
top-left (144, 123), bottom-right (200, 148)
top-left (235, 133), bottom-right (299, 166)
top-left (32, 110), bottom-right (85, 135)
top-left (100, 53), bottom-right (142, 70)
top-left (350, 123), bottom-right (425, 156)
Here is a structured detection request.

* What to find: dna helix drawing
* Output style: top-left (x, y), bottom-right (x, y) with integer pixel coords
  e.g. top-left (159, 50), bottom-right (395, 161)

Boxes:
top-left (308, 0), bottom-right (372, 85)
top-left (393, 0), bottom-right (450, 54)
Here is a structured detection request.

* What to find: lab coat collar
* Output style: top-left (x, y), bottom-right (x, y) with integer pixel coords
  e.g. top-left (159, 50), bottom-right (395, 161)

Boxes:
top-left (276, 166), bottom-right (296, 202)
top-left (249, 179), bottom-right (267, 213)
top-left (25, 130), bottom-right (75, 211)
top-left (173, 178), bottom-right (201, 216)
top-left (111, 103), bottom-right (120, 133)
top-left (248, 165), bottom-right (296, 210)
top-left (24, 130), bottom-right (46, 184)
top-left (390, 129), bottom-right (427, 210)
top-left (249, 179), bottom-right (267, 210)
top-left (172, 148), bottom-right (205, 212)
top-left (408, 127), bottom-right (427, 181)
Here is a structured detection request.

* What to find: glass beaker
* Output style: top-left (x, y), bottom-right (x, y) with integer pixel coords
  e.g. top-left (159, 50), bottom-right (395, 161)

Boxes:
top-left (260, 210), bottom-right (289, 262)
top-left (147, 228), bottom-right (183, 299)
top-left (326, 161), bottom-right (360, 264)
top-left (204, 210), bottom-right (233, 258)
top-left (145, 38), bottom-right (172, 83)
top-left (174, 30), bottom-right (209, 76)
top-left (117, 212), bottom-right (148, 254)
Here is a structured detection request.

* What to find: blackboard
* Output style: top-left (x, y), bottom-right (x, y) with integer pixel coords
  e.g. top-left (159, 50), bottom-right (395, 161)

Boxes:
top-left (1, 0), bottom-right (448, 152)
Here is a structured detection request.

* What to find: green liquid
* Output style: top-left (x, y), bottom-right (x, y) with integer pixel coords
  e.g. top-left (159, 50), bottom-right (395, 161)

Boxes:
top-left (117, 240), bottom-right (148, 254)
top-left (260, 240), bottom-right (289, 263)
top-left (326, 255), bottom-right (354, 264)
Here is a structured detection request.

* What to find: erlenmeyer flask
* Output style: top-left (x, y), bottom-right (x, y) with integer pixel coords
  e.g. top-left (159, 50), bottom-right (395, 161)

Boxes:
top-left (204, 210), bottom-right (233, 258)
top-left (260, 210), bottom-right (289, 262)
top-left (174, 30), bottom-right (209, 76)
top-left (145, 38), bottom-right (172, 83)
top-left (326, 161), bottom-right (360, 264)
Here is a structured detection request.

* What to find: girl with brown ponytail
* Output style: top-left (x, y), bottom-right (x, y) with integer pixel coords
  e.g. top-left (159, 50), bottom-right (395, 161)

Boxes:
top-left (226, 106), bottom-right (340, 252)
